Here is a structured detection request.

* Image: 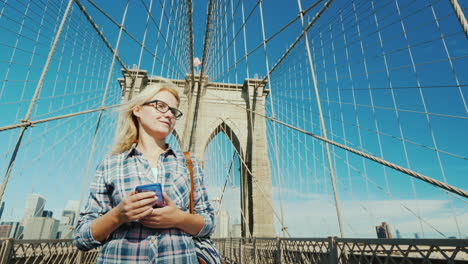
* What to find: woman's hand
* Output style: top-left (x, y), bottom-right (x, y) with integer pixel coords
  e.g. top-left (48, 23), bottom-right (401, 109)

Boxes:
top-left (113, 190), bottom-right (158, 224)
top-left (139, 192), bottom-right (186, 229)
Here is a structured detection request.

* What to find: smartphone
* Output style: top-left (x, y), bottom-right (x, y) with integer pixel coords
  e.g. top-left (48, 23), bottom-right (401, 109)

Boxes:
top-left (135, 183), bottom-right (166, 208)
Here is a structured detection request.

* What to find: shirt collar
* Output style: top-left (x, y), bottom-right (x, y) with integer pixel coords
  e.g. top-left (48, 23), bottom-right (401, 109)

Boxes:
top-left (124, 143), bottom-right (176, 159)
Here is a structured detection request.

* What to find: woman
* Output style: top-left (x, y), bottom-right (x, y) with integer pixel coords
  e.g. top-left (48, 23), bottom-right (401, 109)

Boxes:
top-left (74, 80), bottom-right (215, 263)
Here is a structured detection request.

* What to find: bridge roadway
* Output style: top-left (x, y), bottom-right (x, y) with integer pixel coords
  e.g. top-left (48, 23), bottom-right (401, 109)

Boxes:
top-left (0, 237), bottom-right (466, 263)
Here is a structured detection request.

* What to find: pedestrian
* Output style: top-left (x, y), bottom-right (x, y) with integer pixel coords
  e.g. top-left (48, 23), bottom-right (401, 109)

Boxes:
top-left (74, 79), bottom-right (215, 263)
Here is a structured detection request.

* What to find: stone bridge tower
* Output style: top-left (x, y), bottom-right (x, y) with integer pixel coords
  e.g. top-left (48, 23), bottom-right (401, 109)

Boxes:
top-left (119, 69), bottom-right (275, 237)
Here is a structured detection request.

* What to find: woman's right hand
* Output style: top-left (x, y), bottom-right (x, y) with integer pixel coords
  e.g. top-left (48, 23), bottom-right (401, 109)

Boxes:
top-left (114, 190), bottom-right (157, 224)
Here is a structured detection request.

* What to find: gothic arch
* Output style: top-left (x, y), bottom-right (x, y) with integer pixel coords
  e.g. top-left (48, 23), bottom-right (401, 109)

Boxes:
top-left (200, 118), bottom-right (244, 161)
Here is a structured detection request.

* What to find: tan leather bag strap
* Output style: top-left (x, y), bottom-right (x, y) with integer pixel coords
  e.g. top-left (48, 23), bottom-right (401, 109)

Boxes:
top-left (183, 152), bottom-right (195, 214)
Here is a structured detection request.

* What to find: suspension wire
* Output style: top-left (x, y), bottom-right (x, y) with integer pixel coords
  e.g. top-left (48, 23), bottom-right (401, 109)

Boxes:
top-left (216, 152), bottom-right (236, 216)
top-left (205, 0), bottom-right (260, 79)
top-left (212, 0), bottom-right (325, 81)
top-left (280, 98), bottom-right (468, 162)
top-left (150, 0), bottom-right (167, 77)
top-left (0, 0), bottom-right (33, 99)
top-left (428, 1), bottom-right (463, 237)
top-left (273, 93), bottom-right (444, 236)
top-left (136, 0), bottom-right (154, 70)
top-left (82, 0), bottom-right (183, 77)
top-left (258, 0), bottom-right (287, 237)
top-left (268, 94), bottom-right (468, 209)
top-left (0, 104), bottom-right (120, 132)
top-left (254, 0), bottom-right (335, 91)
top-left (1, 0), bottom-right (53, 172)
top-left (230, 0), bottom-right (239, 84)
top-left (266, 97), bottom-right (334, 236)
top-left (323, 99), bottom-right (468, 120)
top-left (187, 0), bottom-right (213, 152)
top-left (73, 0), bottom-right (128, 73)
top-left (206, 126), bottom-right (252, 238)
top-left (206, 92), bottom-right (468, 199)
top-left (331, 11), bottom-right (353, 199)
top-left (159, 0), bottom-right (176, 78)
top-left (140, 0), bottom-right (188, 76)
top-left (329, 148), bottom-right (448, 238)
top-left (187, 0), bottom-right (195, 88)
top-left (241, 1), bottom-right (250, 78)
top-left (0, 0), bottom-right (75, 206)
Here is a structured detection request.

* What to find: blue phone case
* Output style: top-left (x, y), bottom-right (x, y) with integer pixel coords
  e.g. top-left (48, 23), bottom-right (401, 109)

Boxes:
top-left (135, 183), bottom-right (166, 208)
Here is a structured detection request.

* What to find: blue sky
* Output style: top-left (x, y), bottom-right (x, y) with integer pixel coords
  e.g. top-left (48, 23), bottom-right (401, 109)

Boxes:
top-left (0, 0), bottom-right (467, 239)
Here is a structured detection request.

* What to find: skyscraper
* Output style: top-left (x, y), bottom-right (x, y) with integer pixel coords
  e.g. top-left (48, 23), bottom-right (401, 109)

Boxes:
top-left (375, 222), bottom-right (393, 238)
top-left (23, 194), bottom-right (46, 219)
top-left (22, 217), bottom-right (59, 239)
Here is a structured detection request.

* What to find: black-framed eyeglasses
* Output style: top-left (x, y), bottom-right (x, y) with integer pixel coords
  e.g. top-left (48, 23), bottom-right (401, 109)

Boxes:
top-left (142, 99), bottom-right (183, 120)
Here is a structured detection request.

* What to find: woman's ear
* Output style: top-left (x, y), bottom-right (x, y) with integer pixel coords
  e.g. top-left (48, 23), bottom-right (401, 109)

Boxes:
top-left (132, 106), bottom-right (142, 118)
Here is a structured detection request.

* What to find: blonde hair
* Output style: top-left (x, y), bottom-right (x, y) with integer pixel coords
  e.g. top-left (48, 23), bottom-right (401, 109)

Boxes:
top-left (111, 80), bottom-right (180, 154)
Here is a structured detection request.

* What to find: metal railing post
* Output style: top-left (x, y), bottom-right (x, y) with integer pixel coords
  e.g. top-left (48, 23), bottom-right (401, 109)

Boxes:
top-left (275, 237), bottom-right (281, 264)
top-left (0, 239), bottom-right (14, 264)
top-left (239, 238), bottom-right (243, 264)
top-left (328, 236), bottom-right (338, 264)
top-left (253, 238), bottom-right (257, 264)
top-left (230, 237), bottom-right (233, 261)
top-left (75, 250), bottom-right (83, 264)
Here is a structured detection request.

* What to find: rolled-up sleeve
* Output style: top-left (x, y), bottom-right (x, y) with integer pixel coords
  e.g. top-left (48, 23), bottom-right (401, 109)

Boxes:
top-left (191, 155), bottom-right (215, 237)
top-left (73, 159), bottom-right (111, 251)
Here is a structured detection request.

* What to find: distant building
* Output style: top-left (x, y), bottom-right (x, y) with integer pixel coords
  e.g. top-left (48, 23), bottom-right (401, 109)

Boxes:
top-left (22, 217), bottom-right (59, 239)
top-left (61, 210), bottom-right (76, 225)
top-left (414, 233), bottom-right (420, 239)
top-left (23, 194), bottom-right (46, 219)
top-left (213, 211), bottom-right (230, 238)
top-left (375, 222), bottom-right (392, 238)
top-left (56, 223), bottom-right (74, 239)
top-left (0, 222), bottom-right (19, 238)
top-left (65, 200), bottom-right (79, 211)
top-left (395, 229), bottom-right (402, 238)
top-left (42, 210), bottom-right (53, 218)
top-left (231, 224), bottom-right (241, 237)
top-left (0, 225), bottom-right (12, 238)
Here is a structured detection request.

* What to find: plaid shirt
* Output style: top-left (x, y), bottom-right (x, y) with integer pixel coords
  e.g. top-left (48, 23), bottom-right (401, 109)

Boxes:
top-left (73, 144), bottom-right (215, 264)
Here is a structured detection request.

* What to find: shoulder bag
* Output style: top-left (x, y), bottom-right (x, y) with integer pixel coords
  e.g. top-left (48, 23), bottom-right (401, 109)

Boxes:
top-left (183, 152), bottom-right (224, 264)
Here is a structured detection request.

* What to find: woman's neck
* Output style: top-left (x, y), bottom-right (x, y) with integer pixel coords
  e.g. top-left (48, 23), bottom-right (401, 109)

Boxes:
top-left (136, 133), bottom-right (167, 158)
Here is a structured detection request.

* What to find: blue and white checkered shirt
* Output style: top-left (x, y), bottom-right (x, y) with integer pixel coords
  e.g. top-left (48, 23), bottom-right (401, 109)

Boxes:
top-left (73, 144), bottom-right (215, 264)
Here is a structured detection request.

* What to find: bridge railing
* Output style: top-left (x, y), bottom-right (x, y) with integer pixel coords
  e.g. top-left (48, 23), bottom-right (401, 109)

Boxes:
top-left (213, 237), bottom-right (468, 264)
top-left (0, 237), bottom-right (466, 263)
top-left (0, 238), bottom-right (98, 264)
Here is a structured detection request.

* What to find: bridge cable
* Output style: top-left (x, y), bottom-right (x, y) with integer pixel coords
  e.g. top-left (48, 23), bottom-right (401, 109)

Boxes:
top-left (449, 0), bottom-right (468, 39)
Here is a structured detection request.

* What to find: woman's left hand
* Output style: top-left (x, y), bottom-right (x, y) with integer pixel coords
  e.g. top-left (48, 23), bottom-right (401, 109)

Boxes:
top-left (139, 192), bottom-right (186, 229)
